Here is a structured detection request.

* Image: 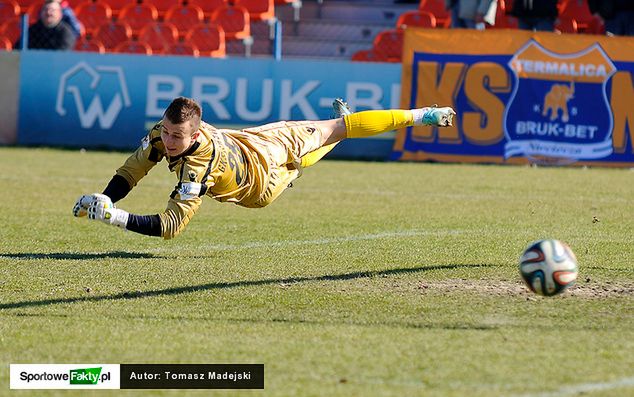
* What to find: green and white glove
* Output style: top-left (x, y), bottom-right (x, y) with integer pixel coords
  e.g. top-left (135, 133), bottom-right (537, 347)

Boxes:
top-left (87, 198), bottom-right (129, 230)
top-left (73, 193), bottom-right (112, 218)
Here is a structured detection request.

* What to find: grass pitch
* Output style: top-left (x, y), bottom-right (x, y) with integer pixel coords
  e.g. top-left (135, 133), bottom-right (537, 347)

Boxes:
top-left (0, 147), bottom-right (633, 397)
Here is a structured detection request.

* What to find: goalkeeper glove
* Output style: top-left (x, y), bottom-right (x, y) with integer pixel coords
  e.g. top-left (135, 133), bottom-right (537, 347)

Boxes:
top-left (73, 193), bottom-right (112, 217)
top-left (87, 199), bottom-right (129, 230)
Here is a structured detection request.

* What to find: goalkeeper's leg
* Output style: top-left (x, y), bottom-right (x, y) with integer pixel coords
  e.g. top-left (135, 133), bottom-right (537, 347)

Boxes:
top-left (300, 98), bottom-right (352, 168)
top-left (313, 104), bottom-right (455, 147)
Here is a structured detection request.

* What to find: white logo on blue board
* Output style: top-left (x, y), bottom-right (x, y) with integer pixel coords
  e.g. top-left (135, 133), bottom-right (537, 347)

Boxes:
top-left (504, 41), bottom-right (616, 163)
top-left (55, 62), bottom-right (131, 129)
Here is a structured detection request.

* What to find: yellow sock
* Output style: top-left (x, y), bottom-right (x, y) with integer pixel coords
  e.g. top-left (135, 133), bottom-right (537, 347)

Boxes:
top-left (300, 142), bottom-right (339, 168)
top-left (344, 110), bottom-right (414, 138)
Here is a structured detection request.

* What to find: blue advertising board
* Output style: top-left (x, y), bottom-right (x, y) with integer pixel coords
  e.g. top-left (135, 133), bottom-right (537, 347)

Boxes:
top-left (18, 51), bottom-right (401, 151)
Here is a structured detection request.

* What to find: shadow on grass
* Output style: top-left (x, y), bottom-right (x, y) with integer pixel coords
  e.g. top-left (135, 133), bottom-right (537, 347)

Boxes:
top-left (0, 263), bottom-right (490, 310)
top-left (0, 252), bottom-right (163, 260)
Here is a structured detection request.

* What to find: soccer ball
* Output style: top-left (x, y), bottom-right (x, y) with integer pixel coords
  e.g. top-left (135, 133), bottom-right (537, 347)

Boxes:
top-left (519, 239), bottom-right (578, 296)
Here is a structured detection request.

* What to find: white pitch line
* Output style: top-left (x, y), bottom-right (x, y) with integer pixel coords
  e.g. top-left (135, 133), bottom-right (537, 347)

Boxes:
top-left (174, 229), bottom-right (467, 252)
top-left (513, 376), bottom-right (634, 397)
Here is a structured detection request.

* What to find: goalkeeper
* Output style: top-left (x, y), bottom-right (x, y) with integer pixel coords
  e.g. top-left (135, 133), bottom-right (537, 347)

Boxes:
top-left (74, 97), bottom-right (455, 239)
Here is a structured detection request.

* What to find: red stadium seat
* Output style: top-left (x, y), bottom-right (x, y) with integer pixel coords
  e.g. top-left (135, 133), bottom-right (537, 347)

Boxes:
top-left (166, 42), bottom-right (200, 57)
top-left (119, 3), bottom-right (158, 35)
top-left (75, 36), bottom-right (105, 53)
top-left (234, 0), bottom-right (274, 23)
top-left (419, 0), bottom-right (450, 27)
top-left (114, 40), bottom-right (152, 55)
top-left (555, 17), bottom-right (578, 33)
top-left (372, 28), bottom-right (403, 62)
top-left (188, 0), bottom-right (226, 19)
top-left (488, 0), bottom-right (519, 29)
top-left (94, 20), bottom-right (132, 50)
top-left (150, 0), bottom-right (181, 18)
top-left (0, 19), bottom-right (22, 44)
top-left (100, 0), bottom-right (130, 17)
top-left (0, 0), bottom-right (19, 25)
top-left (15, 0), bottom-right (38, 13)
top-left (76, 1), bottom-right (112, 35)
top-left (138, 21), bottom-right (178, 54)
top-left (558, 0), bottom-right (595, 32)
top-left (164, 4), bottom-right (204, 37)
top-left (0, 35), bottom-right (11, 50)
top-left (185, 22), bottom-right (225, 57)
top-left (25, 2), bottom-right (41, 25)
top-left (396, 10), bottom-right (436, 29)
top-left (351, 49), bottom-right (391, 63)
top-left (210, 4), bottom-right (250, 40)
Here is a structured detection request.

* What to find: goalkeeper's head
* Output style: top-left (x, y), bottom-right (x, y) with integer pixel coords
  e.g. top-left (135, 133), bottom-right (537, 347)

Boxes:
top-left (161, 97), bottom-right (203, 157)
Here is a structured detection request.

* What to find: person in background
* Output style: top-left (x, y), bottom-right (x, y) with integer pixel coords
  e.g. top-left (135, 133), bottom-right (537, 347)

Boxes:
top-left (15, 0), bottom-right (76, 50)
top-left (588, 0), bottom-right (634, 36)
top-left (58, 0), bottom-right (83, 38)
top-left (446, 0), bottom-right (497, 30)
top-left (510, 0), bottom-right (558, 31)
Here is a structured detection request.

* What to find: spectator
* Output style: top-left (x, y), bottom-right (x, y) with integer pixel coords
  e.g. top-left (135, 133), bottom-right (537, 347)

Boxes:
top-left (15, 0), bottom-right (76, 50)
top-left (446, 0), bottom-right (497, 29)
top-left (588, 0), bottom-right (634, 36)
top-left (511, 0), bottom-right (558, 31)
top-left (59, 0), bottom-right (83, 38)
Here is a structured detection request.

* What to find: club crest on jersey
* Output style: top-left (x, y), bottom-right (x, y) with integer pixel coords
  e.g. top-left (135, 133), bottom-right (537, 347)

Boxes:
top-left (504, 41), bottom-right (616, 163)
top-left (177, 182), bottom-right (202, 200)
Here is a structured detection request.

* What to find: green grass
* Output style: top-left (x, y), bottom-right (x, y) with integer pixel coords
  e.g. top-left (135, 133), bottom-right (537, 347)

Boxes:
top-left (0, 147), bottom-right (633, 397)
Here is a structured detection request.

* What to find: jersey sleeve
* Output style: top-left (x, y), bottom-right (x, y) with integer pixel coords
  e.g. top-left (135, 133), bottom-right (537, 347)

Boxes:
top-left (158, 155), bottom-right (210, 240)
top-left (115, 125), bottom-right (165, 189)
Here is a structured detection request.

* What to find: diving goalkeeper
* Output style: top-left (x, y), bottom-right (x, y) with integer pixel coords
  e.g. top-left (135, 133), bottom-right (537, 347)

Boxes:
top-left (73, 97), bottom-right (455, 239)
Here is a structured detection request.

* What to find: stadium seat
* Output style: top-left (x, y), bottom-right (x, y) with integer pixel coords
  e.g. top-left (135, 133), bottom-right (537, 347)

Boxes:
top-left (0, 19), bottom-right (22, 44)
top-left (234, 0), bottom-right (275, 23)
top-left (396, 10), bottom-right (436, 29)
top-left (188, 0), bottom-right (226, 19)
top-left (419, 0), bottom-right (450, 27)
top-left (150, 0), bottom-right (181, 18)
top-left (558, 0), bottom-right (595, 32)
top-left (351, 49), bottom-right (391, 63)
top-left (0, 0), bottom-right (19, 25)
top-left (114, 40), bottom-right (152, 55)
top-left (100, 0), bottom-right (129, 17)
top-left (118, 3), bottom-right (159, 35)
top-left (166, 42), bottom-right (200, 57)
top-left (555, 17), bottom-right (578, 34)
top-left (94, 20), bottom-right (132, 50)
top-left (274, 0), bottom-right (301, 21)
top-left (488, 0), bottom-right (519, 29)
top-left (75, 36), bottom-right (105, 53)
top-left (0, 35), bottom-right (11, 50)
top-left (164, 4), bottom-right (204, 37)
top-left (15, 0), bottom-right (38, 13)
top-left (372, 28), bottom-right (403, 62)
top-left (210, 4), bottom-right (250, 40)
top-left (138, 21), bottom-right (179, 54)
top-left (185, 22), bottom-right (225, 57)
top-left (75, 1), bottom-right (112, 35)
top-left (25, 2), bottom-right (40, 25)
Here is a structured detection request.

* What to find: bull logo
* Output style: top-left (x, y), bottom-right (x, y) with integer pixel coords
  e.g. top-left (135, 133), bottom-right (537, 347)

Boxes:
top-left (542, 81), bottom-right (574, 122)
top-left (504, 41), bottom-right (616, 162)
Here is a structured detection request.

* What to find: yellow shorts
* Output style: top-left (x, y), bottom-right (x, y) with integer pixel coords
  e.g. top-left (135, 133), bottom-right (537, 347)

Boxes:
top-left (237, 121), bottom-right (324, 208)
